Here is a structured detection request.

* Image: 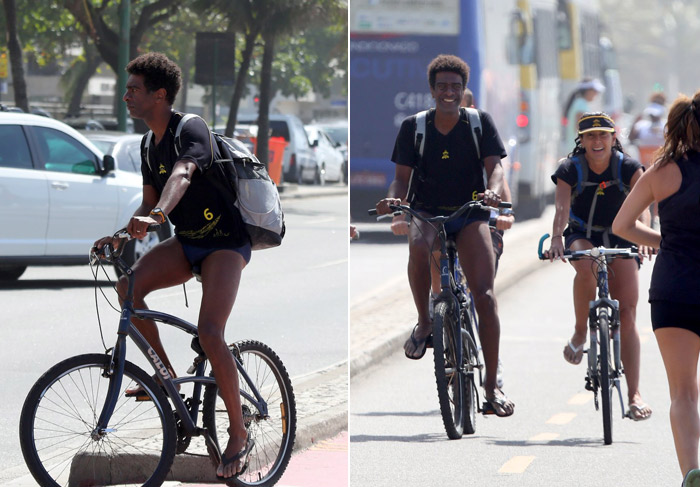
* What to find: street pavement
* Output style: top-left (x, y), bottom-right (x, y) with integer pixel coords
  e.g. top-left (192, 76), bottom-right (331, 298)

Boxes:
top-left (350, 204), bottom-right (556, 378)
top-left (1, 182), bottom-right (350, 487)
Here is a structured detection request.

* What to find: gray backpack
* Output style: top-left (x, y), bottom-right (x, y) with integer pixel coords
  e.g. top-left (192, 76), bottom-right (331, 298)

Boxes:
top-left (145, 114), bottom-right (285, 250)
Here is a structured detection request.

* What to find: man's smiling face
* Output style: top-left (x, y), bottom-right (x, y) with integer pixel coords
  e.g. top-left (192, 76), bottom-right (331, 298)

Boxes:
top-left (431, 71), bottom-right (465, 114)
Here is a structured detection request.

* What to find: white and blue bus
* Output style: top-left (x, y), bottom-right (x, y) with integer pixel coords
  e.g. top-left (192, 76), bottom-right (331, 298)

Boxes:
top-left (349, 0), bottom-right (621, 220)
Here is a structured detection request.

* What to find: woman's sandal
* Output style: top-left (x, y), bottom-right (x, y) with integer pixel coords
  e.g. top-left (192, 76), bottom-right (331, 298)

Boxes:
top-left (217, 431), bottom-right (255, 479)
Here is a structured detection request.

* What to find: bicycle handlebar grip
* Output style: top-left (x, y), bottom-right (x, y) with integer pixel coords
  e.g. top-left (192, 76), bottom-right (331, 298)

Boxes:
top-left (537, 233), bottom-right (550, 259)
top-left (498, 201), bottom-right (513, 209)
top-left (367, 209), bottom-right (378, 216)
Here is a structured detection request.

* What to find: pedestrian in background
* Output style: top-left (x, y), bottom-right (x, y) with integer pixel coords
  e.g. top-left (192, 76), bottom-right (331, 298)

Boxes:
top-left (562, 78), bottom-right (605, 146)
top-left (613, 90), bottom-right (700, 487)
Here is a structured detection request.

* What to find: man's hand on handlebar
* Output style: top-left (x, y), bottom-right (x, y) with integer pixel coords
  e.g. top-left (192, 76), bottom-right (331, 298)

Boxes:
top-left (375, 197), bottom-right (402, 215)
top-left (128, 215), bottom-right (159, 239)
top-left (480, 189), bottom-right (501, 209)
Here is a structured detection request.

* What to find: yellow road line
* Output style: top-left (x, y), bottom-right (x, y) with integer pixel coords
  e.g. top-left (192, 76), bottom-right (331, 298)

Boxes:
top-left (546, 412), bottom-right (576, 425)
top-left (528, 432), bottom-right (560, 442)
top-left (499, 456), bottom-right (536, 474)
top-left (567, 393), bottom-right (592, 405)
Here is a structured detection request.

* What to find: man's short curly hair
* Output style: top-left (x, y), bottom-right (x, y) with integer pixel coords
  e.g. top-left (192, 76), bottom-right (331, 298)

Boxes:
top-left (126, 52), bottom-right (181, 105)
top-left (427, 54), bottom-right (470, 89)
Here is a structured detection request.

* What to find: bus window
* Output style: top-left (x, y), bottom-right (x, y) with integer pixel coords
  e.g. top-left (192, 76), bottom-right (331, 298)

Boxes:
top-left (533, 9), bottom-right (559, 78)
top-left (556, 0), bottom-right (572, 50)
top-left (507, 10), bottom-right (534, 65)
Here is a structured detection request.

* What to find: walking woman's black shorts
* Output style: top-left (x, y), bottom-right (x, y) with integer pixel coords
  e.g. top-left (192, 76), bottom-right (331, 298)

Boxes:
top-left (650, 300), bottom-right (700, 338)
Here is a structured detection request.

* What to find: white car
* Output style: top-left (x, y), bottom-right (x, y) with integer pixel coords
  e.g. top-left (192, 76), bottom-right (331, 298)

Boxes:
top-left (303, 125), bottom-right (344, 185)
top-left (0, 113), bottom-right (167, 280)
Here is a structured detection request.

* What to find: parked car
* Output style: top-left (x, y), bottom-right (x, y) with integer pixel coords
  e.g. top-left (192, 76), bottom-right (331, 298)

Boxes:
top-left (82, 131), bottom-right (144, 174)
top-left (0, 113), bottom-right (169, 280)
top-left (303, 125), bottom-right (344, 185)
top-left (237, 114), bottom-right (315, 183)
top-left (315, 120), bottom-right (348, 183)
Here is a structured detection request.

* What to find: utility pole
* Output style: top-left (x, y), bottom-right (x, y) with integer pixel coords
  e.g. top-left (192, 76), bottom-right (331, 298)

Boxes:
top-left (117, 0), bottom-right (130, 132)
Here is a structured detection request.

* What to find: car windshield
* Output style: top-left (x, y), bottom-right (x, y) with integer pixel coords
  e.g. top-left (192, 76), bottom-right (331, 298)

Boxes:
top-left (320, 126), bottom-right (347, 145)
top-left (89, 140), bottom-right (116, 154)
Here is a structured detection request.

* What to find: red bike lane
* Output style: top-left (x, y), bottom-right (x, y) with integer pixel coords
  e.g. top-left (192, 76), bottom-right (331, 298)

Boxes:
top-left (175, 431), bottom-right (348, 487)
top-left (277, 431), bottom-right (348, 487)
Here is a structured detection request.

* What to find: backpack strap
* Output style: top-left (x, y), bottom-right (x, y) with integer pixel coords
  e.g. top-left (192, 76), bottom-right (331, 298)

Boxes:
top-left (569, 151), bottom-right (628, 240)
top-left (174, 113), bottom-right (201, 156)
top-left (463, 107), bottom-right (482, 160)
top-left (407, 110), bottom-right (430, 204)
top-left (414, 110), bottom-right (428, 158)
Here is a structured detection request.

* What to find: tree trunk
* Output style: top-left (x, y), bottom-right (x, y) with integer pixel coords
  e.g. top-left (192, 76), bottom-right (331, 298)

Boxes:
top-left (224, 29), bottom-right (258, 137)
top-left (65, 46), bottom-right (101, 118)
top-left (3, 0), bottom-right (28, 112)
top-left (257, 32), bottom-right (275, 169)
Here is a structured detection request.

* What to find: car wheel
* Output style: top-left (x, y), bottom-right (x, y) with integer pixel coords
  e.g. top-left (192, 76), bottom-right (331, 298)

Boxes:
top-left (342, 161), bottom-right (348, 185)
top-left (315, 164), bottom-right (326, 186)
top-left (0, 265), bottom-right (27, 281)
top-left (117, 224), bottom-right (172, 276)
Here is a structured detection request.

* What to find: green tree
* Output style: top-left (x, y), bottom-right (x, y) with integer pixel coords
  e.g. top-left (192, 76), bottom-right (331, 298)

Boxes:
top-left (2, 0), bottom-right (29, 111)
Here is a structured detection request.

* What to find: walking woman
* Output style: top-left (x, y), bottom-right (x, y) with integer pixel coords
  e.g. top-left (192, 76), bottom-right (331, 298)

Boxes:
top-left (613, 91), bottom-right (700, 487)
top-left (546, 112), bottom-right (652, 421)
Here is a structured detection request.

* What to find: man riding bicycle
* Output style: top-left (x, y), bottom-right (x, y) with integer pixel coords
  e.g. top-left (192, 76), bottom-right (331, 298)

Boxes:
top-left (94, 52), bottom-right (252, 478)
top-left (375, 54), bottom-right (514, 417)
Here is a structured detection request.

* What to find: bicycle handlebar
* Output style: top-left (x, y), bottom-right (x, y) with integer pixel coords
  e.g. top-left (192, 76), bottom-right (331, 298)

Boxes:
top-left (537, 233), bottom-right (638, 261)
top-left (368, 200), bottom-right (512, 222)
top-left (90, 225), bottom-right (161, 263)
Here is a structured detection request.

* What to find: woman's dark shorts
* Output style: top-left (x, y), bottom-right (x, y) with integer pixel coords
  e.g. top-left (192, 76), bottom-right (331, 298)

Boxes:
top-left (651, 300), bottom-right (700, 338)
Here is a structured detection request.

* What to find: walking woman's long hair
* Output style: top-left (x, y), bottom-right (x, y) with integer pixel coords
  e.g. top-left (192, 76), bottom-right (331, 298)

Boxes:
top-left (656, 90), bottom-right (700, 167)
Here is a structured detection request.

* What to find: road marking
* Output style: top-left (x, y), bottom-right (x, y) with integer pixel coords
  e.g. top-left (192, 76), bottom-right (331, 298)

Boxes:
top-left (529, 432), bottom-right (560, 442)
top-left (546, 412), bottom-right (576, 425)
top-left (310, 258), bottom-right (348, 269)
top-left (640, 334), bottom-right (650, 344)
top-left (568, 392), bottom-right (592, 405)
top-left (499, 456), bottom-right (535, 474)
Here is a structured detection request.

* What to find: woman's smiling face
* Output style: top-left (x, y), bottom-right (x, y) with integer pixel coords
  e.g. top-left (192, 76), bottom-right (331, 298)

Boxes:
top-left (581, 130), bottom-right (615, 162)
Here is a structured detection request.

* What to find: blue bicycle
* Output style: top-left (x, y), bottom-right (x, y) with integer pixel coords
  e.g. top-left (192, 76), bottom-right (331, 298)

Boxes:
top-left (371, 199), bottom-right (509, 439)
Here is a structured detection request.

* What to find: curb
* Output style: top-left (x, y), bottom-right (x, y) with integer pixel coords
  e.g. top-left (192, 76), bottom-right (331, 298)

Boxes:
top-left (350, 205), bottom-right (555, 378)
top-left (278, 184), bottom-right (348, 200)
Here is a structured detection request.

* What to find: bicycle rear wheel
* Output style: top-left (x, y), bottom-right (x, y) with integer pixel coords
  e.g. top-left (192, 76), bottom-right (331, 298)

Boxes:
top-left (598, 313), bottom-right (614, 445)
top-left (19, 353), bottom-right (177, 487)
top-left (202, 340), bottom-right (296, 487)
top-left (433, 300), bottom-right (465, 439)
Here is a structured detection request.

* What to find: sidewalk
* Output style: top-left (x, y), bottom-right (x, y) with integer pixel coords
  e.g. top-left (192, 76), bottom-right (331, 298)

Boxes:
top-left (350, 205), bottom-right (555, 377)
top-left (278, 182), bottom-right (348, 200)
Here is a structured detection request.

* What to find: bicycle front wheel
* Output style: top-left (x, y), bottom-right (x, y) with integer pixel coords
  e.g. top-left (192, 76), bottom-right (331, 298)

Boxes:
top-left (433, 300), bottom-right (465, 439)
top-left (202, 340), bottom-right (296, 487)
top-left (19, 353), bottom-right (177, 487)
top-left (461, 303), bottom-right (479, 435)
top-left (598, 313), bottom-right (614, 445)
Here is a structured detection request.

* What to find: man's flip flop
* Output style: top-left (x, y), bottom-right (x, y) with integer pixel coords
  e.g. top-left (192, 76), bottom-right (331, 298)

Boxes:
top-left (404, 324), bottom-right (432, 360)
top-left (217, 435), bottom-right (255, 479)
top-left (626, 403), bottom-right (652, 421)
top-left (483, 389), bottom-right (515, 417)
top-left (563, 339), bottom-right (584, 365)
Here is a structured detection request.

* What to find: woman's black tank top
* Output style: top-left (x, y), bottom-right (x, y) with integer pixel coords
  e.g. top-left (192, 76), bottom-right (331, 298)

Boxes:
top-left (649, 151), bottom-right (700, 304)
